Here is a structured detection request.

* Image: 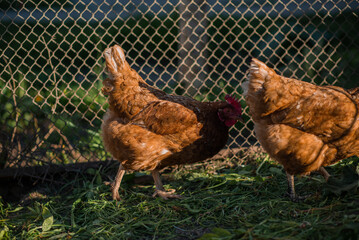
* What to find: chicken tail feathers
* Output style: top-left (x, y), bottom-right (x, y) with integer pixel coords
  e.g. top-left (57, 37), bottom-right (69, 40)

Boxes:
top-left (103, 45), bottom-right (129, 78)
top-left (242, 58), bottom-right (270, 99)
top-left (244, 58), bottom-right (289, 119)
top-left (248, 58), bottom-right (274, 84)
top-left (242, 58), bottom-right (273, 98)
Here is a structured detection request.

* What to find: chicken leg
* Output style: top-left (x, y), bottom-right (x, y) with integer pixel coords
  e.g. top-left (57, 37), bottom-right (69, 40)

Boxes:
top-left (151, 170), bottom-right (182, 200)
top-left (319, 167), bottom-right (330, 181)
top-left (111, 164), bottom-right (125, 201)
top-left (286, 167), bottom-right (331, 202)
top-left (286, 173), bottom-right (297, 201)
top-left (286, 173), bottom-right (311, 202)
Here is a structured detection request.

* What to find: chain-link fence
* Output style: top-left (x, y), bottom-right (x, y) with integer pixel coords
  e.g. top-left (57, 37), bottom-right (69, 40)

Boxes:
top-left (1, 0), bottom-right (359, 175)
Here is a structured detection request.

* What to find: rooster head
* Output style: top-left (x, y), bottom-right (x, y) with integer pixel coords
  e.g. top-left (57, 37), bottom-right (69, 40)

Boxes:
top-left (218, 95), bottom-right (242, 127)
top-left (225, 95), bottom-right (242, 114)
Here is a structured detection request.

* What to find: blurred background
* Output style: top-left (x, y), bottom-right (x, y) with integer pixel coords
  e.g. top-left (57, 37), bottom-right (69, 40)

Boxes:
top-left (0, 0), bottom-right (358, 176)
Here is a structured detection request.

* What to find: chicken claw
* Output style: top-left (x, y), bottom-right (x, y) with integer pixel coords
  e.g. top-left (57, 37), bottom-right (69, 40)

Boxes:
top-left (151, 170), bottom-right (182, 200)
top-left (111, 183), bottom-right (122, 201)
top-left (285, 191), bottom-right (311, 202)
top-left (104, 181), bottom-right (120, 201)
top-left (152, 189), bottom-right (182, 200)
top-left (106, 164), bottom-right (125, 201)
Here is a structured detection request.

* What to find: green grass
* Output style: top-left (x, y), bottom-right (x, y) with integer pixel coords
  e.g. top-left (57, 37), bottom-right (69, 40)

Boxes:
top-left (1, 155), bottom-right (358, 239)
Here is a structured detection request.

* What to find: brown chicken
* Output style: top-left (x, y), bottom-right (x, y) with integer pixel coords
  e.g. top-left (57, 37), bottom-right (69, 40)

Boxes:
top-left (101, 45), bottom-right (242, 200)
top-left (243, 58), bottom-right (359, 201)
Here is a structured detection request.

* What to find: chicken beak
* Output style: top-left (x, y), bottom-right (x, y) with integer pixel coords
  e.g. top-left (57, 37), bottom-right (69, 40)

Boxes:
top-left (237, 116), bottom-right (244, 123)
top-left (233, 112), bottom-right (243, 123)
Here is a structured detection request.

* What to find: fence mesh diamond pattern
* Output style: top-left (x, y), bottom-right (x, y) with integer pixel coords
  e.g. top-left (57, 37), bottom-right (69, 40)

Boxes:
top-left (0, 0), bottom-right (358, 173)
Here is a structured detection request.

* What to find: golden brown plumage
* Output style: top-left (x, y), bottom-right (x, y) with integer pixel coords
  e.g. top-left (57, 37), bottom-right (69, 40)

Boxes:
top-left (243, 58), bottom-right (359, 201)
top-left (101, 45), bottom-right (242, 200)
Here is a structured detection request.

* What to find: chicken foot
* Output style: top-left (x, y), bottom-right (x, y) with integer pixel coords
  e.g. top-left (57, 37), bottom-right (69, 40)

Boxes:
top-left (151, 170), bottom-right (182, 200)
top-left (286, 173), bottom-right (311, 202)
top-left (110, 164), bottom-right (125, 201)
top-left (286, 167), bottom-right (331, 202)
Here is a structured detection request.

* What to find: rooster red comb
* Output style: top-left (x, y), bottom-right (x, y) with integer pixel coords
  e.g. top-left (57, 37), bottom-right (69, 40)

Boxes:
top-left (225, 94), bottom-right (242, 113)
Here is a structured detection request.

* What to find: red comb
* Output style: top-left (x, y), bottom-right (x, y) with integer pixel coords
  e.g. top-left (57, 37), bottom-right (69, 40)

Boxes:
top-left (225, 94), bottom-right (241, 113)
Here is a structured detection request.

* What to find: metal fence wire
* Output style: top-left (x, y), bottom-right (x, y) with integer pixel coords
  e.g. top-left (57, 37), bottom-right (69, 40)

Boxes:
top-left (0, 0), bottom-right (359, 173)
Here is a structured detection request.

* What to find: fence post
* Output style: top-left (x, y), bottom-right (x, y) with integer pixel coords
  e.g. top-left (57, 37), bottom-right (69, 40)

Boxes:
top-left (178, 0), bottom-right (209, 96)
